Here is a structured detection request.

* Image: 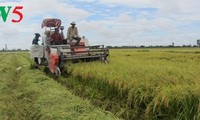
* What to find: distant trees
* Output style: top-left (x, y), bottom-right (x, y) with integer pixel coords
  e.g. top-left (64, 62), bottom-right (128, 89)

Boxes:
top-left (0, 48), bottom-right (29, 52)
top-left (107, 44), bottom-right (198, 48)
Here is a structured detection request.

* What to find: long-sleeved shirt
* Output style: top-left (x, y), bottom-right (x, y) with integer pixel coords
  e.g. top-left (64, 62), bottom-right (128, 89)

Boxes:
top-left (51, 32), bottom-right (63, 41)
top-left (67, 26), bottom-right (79, 40)
top-left (50, 32), bottom-right (63, 44)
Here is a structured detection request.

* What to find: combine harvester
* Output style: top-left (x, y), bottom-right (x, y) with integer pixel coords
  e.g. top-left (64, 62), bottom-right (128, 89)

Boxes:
top-left (30, 18), bottom-right (109, 76)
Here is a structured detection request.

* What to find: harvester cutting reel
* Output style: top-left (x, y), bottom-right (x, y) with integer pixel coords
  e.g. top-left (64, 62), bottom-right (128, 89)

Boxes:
top-left (48, 45), bottom-right (109, 76)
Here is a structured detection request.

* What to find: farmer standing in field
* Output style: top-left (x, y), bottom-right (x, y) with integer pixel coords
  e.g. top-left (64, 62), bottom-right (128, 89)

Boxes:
top-left (32, 33), bottom-right (40, 45)
top-left (32, 33), bottom-right (41, 67)
top-left (67, 21), bottom-right (81, 45)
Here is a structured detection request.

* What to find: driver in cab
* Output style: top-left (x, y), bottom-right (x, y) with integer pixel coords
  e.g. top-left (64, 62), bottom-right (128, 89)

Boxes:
top-left (50, 28), bottom-right (63, 45)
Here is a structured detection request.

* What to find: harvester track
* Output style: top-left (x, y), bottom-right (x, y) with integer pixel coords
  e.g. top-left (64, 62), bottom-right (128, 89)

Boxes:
top-left (42, 67), bottom-right (135, 120)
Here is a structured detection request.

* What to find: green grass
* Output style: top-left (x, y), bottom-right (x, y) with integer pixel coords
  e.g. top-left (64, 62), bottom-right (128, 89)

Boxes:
top-left (0, 53), bottom-right (119, 120)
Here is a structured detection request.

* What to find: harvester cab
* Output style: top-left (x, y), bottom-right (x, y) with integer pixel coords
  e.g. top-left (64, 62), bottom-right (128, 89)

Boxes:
top-left (30, 18), bottom-right (109, 76)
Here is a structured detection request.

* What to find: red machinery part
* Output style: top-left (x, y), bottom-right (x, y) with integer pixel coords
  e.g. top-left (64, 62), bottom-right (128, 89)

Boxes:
top-left (49, 53), bottom-right (59, 73)
top-left (73, 41), bottom-right (87, 53)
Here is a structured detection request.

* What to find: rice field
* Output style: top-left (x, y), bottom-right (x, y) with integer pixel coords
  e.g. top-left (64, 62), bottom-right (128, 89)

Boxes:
top-left (1, 48), bottom-right (200, 120)
top-left (67, 48), bottom-right (200, 119)
top-left (0, 52), bottom-right (119, 120)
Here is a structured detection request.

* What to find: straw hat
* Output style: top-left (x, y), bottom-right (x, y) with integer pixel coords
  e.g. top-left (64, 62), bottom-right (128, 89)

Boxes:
top-left (70, 21), bottom-right (76, 25)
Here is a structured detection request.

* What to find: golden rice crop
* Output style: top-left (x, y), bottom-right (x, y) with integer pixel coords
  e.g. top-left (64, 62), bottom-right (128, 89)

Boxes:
top-left (67, 48), bottom-right (200, 119)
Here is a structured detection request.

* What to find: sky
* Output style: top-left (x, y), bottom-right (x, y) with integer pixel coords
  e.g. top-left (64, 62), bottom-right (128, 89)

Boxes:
top-left (0, 0), bottom-right (200, 49)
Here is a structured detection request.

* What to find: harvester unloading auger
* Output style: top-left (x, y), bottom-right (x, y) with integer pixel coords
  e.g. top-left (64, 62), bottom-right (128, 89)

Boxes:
top-left (30, 18), bottom-right (109, 76)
